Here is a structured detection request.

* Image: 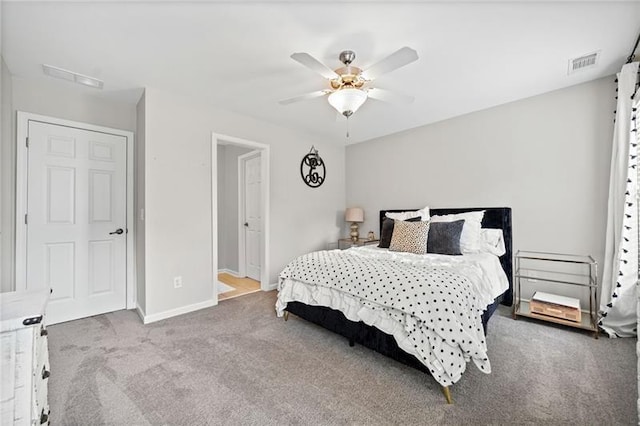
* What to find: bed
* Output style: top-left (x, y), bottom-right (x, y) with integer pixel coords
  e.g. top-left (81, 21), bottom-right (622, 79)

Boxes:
top-left (276, 207), bottom-right (513, 403)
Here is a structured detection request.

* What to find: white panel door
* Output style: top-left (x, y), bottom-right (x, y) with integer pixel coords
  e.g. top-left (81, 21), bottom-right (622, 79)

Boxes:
top-left (26, 121), bottom-right (127, 324)
top-left (244, 153), bottom-right (261, 281)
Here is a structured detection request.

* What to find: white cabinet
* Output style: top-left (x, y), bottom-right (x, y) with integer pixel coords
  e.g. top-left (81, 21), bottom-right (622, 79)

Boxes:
top-left (1, 290), bottom-right (50, 425)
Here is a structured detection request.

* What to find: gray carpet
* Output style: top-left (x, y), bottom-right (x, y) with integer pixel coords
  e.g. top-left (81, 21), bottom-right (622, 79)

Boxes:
top-left (48, 291), bottom-right (636, 425)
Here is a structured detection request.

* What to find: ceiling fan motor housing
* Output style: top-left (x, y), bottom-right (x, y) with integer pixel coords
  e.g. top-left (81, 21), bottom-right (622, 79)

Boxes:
top-left (330, 66), bottom-right (365, 90)
top-left (330, 50), bottom-right (366, 90)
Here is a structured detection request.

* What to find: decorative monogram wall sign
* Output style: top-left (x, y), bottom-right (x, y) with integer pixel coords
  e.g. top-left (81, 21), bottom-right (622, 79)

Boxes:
top-left (300, 145), bottom-right (326, 188)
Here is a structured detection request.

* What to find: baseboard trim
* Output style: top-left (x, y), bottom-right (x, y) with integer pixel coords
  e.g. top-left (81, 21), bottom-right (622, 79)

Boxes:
top-left (217, 268), bottom-right (240, 277)
top-left (266, 282), bottom-right (278, 291)
top-left (141, 299), bottom-right (217, 324)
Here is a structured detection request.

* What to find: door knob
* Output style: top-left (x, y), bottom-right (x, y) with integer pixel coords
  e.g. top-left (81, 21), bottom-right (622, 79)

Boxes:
top-left (244, 222), bottom-right (249, 227)
top-left (109, 228), bottom-right (124, 235)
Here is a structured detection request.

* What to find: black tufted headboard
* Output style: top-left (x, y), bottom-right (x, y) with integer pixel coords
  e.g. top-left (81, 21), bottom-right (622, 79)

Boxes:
top-left (379, 207), bottom-right (513, 306)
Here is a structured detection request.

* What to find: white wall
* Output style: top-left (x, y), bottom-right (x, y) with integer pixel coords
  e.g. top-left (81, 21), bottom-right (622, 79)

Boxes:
top-left (141, 87), bottom-right (344, 318)
top-left (12, 77), bottom-right (136, 132)
top-left (3, 76), bottom-right (344, 321)
top-left (217, 144), bottom-right (252, 273)
top-left (0, 55), bottom-right (14, 292)
top-left (346, 77), bottom-right (615, 302)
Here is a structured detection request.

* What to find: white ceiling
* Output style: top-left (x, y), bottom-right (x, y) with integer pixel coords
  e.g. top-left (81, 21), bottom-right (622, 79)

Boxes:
top-left (2, 1), bottom-right (640, 144)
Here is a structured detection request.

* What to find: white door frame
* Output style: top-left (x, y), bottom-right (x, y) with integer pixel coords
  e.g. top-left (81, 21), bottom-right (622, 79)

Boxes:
top-left (237, 150), bottom-right (261, 279)
top-left (15, 112), bottom-right (136, 309)
top-left (211, 133), bottom-right (270, 299)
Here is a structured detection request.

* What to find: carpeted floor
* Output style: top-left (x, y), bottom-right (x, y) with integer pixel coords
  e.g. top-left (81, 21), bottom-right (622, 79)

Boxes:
top-left (48, 291), bottom-right (636, 425)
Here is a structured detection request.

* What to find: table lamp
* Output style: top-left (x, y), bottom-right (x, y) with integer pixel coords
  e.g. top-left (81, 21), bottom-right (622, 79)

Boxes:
top-left (345, 207), bottom-right (364, 242)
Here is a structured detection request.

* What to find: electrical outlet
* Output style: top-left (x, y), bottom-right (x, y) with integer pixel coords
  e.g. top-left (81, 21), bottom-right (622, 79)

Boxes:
top-left (173, 276), bottom-right (183, 288)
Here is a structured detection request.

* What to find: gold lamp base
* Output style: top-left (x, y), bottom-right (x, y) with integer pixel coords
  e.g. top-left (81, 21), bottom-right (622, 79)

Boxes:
top-left (350, 222), bottom-right (359, 242)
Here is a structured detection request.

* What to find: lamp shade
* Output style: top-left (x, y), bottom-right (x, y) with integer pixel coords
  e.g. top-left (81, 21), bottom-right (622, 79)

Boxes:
top-left (328, 88), bottom-right (368, 116)
top-left (345, 207), bottom-right (364, 223)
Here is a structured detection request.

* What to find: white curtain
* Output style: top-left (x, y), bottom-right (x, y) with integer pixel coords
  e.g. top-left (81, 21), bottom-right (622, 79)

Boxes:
top-left (600, 61), bottom-right (639, 338)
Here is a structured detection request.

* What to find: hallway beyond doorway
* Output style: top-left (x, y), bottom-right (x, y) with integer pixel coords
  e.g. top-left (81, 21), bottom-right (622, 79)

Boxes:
top-left (218, 273), bottom-right (260, 301)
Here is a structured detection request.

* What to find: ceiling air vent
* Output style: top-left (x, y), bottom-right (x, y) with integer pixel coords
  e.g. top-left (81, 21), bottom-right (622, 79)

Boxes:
top-left (568, 51), bottom-right (600, 75)
top-left (42, 64), bottom-right (104, 89)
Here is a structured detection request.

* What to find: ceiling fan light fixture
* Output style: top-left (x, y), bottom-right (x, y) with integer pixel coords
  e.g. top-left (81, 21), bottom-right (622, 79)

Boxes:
top-left (328, 88), bottom-right (367, 117)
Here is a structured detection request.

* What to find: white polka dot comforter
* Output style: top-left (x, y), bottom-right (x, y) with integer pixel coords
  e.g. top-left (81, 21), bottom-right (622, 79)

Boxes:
top-left (276, 246), bottom-right (509, 386)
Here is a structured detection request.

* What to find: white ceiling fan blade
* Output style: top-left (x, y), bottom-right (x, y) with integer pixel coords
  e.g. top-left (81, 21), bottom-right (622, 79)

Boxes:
top-left (360, 47), bottom-right (418, 81)
top-left (366, 88), bottom-right (414, 104)
top-left (278, 90), bottom-right (331, 105)
top-left (290, 52), bottom-right (339, 80)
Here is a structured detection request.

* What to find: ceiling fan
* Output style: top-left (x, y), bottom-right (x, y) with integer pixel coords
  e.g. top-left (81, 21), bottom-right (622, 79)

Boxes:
top-left (279, 47), bottom-right (419, 120)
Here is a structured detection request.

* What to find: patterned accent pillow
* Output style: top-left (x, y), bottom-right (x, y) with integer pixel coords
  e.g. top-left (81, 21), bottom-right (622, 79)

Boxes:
top-left (378, 216), bottom-right (421, 249)
top-left (389, 219), bottom-right (430, 255)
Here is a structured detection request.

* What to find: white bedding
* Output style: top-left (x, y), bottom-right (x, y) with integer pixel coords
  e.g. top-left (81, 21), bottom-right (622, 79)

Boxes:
top-left (276, 246), bottom-right (509, 386)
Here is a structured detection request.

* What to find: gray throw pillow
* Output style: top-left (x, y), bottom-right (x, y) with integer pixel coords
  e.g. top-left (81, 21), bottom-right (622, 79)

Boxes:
top-left (427, 220), bottom-right (464, 255)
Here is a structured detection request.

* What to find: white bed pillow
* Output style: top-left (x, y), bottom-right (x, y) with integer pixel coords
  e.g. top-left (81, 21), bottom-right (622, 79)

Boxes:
top-left (430, 210), bottom-right (485, 253)
top-left (479, 228), bottom-right (506, 256)
top-left (385, 206), bottom-right (430, 221)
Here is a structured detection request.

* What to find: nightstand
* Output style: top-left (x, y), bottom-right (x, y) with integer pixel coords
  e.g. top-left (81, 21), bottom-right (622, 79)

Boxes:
top-left (512, 250), bottom-right (598, 338)
top-left (337, 238), bottom-right (379, 249)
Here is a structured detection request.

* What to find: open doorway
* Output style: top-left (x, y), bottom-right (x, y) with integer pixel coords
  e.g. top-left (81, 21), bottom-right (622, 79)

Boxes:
top-left (211, 133), bottom-right (270, 302)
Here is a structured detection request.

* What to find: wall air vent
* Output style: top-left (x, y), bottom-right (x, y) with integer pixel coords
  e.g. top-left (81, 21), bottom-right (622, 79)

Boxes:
top-left (568, 51), bottom-right (600, 75)
top-left (42, 64), bottom-right (104, 89)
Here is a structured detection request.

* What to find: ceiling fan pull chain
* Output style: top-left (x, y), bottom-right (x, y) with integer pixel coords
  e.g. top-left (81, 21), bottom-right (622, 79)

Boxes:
top-left (346, 116), bottom-right (350, 138)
